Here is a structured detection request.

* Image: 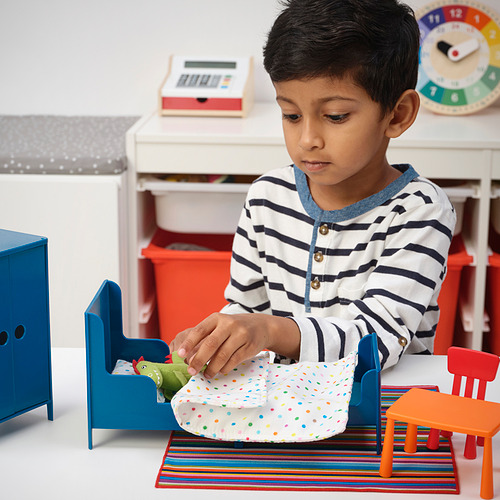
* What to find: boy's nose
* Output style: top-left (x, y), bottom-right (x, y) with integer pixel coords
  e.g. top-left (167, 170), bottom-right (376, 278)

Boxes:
top-left (298, 120), bottom-right (325, 150)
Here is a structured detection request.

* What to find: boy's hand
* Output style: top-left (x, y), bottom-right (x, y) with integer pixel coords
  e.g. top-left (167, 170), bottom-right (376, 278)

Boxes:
top-left (172, 312), bottom-right (300, 379)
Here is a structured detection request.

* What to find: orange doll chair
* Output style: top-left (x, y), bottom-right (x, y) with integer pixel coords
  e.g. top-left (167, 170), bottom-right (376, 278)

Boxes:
top-left (427, 346), bottom-right (500, 458)
top-left (379, 346), bottom-right (500, 500)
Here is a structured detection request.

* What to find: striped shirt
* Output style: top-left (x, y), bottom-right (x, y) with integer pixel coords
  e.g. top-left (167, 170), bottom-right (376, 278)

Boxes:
top-left (221, 164), bottom-right (456, 370)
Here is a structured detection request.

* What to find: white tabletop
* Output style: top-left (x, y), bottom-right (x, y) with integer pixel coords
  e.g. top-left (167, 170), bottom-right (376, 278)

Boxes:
top-left (133, 103), bottom-right (500, 149)
top-left (1, 348), bottom-right (499, 500)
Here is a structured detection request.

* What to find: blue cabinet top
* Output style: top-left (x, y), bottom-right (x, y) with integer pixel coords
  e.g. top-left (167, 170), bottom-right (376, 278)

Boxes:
top-left (0, 228), bottom-right (47, 256)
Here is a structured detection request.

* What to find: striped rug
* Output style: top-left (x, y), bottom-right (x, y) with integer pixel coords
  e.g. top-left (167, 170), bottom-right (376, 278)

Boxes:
top-left (156, 385), bottom-right (458, 493)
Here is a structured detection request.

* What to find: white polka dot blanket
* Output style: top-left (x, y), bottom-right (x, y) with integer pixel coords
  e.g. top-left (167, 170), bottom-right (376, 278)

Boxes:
top-left (171, 350), bottom-right (357, 443)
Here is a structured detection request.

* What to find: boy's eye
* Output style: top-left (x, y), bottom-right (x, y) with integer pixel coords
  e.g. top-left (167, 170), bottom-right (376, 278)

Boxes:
top-left (326, 114), bottom-right (349, 123)
top-left (282, 113), bottom-right (301, 122)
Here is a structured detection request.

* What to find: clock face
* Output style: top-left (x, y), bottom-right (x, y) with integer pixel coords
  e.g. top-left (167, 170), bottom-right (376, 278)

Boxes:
top-left (416, 0), bottom-right (500, 114)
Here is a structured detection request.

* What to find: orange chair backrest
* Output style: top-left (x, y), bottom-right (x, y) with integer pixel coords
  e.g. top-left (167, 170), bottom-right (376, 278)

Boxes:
top-left (447, 346), bottom-right (499, 400)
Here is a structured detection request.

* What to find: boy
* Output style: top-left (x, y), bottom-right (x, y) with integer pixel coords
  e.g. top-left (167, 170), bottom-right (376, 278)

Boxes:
top-left (173, 0), bottom-right (456, 379)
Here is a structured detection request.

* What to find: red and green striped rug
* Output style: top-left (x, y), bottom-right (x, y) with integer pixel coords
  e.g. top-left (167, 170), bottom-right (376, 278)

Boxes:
top-left (156, 385), bottom-right (458, 493)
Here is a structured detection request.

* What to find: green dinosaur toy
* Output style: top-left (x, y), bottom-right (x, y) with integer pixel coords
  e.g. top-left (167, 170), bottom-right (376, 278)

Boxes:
top-left (133, 351), bottom-right (190, 400)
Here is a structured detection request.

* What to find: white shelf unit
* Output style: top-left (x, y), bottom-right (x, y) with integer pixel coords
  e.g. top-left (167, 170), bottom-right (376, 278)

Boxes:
top-left (126, 103), bottom-right (500, 351)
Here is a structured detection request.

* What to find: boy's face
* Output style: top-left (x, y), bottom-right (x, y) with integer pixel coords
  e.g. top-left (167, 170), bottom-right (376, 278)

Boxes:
top-left (274, 76), bottom-right (399, 211)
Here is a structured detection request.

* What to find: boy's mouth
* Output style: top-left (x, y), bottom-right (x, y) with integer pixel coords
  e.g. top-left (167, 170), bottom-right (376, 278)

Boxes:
top-left (302, 161), bottom-right (330, 172)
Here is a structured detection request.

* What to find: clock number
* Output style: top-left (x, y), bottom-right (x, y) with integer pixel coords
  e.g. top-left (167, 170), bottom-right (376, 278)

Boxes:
top-left (430, 86), bottom-right (438, 96)
top-left (482, 67), bottom-right (500, 91)
top-left (427, 13), bottom-right (440, 25)
top-left (451, 92), bottom-right (459, 103)
top-left (474, 14), bottom-right (481, 25)
top-left (489, 30), bottom-right (497, 40)
top-left (449, 8), bottom-right (464, 19)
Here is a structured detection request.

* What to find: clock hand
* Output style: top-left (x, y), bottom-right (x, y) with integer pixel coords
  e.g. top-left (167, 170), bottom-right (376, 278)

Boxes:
top-left (448, 38), bottom-right (480, 62)
top-left (437, 41), bottom-right (453, 56)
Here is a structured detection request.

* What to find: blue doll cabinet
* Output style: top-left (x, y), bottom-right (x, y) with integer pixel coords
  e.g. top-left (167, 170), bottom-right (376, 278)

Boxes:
top-left (85, 280), bottom-right (381, 451)
top-left (0, 229), bottom-right (53, 424)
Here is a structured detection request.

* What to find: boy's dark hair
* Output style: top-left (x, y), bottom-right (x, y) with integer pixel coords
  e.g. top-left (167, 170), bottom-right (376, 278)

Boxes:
top-left (263, 0), bottom-right (420, 113)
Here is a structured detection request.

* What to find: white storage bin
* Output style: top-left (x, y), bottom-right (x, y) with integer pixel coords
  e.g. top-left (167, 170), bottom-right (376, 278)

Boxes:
top-left (140, 178), bottom-right (473, 236)
top-left (140, 177), bottom-right (251, 234)
top-left (491, 186), bottom-right (500, 235)
top-left (441, 184), bottom-right (477, 236)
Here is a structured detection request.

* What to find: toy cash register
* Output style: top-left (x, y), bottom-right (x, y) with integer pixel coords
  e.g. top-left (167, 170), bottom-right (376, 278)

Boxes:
top-left (159, 55), bottom-right (254, 117)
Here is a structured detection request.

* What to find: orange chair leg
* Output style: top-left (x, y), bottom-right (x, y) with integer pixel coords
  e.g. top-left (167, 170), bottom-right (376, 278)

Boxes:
top-left (480, 437), bottom-right (493, 500)
top-left (427, 428), bottom-right (440, 450)
top-left (404, 423), bottom-right (418, 453)
top-left (465, 434), bottom-right (477, 460)
top-left (379, 418), bottom-right (395, 478)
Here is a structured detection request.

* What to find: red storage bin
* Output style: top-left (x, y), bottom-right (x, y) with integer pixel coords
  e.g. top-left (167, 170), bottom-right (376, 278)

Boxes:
top-left (142, 229), bottom-right (233, 345)
top-left (434, 236), bottom-right (473, 355)
top-left (486, 196), bottom-right (500, 355)
top-left (486, 232), bottom-right (500, 356)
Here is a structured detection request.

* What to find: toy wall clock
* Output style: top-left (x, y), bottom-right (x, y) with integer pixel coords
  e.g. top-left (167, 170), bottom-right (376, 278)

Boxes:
top-left (416, 0), bottom-right (500, 114)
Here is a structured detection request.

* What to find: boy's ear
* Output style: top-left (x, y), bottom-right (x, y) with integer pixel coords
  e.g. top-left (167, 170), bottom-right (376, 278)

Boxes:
top-left (385, 89), bottom-right (420, 139)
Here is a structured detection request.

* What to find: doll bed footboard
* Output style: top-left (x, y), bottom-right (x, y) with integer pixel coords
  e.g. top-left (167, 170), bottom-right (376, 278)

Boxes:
top-left (347, 332), bottom-right (382, 454)
top-left (85, 280), bottom-right (181, 450)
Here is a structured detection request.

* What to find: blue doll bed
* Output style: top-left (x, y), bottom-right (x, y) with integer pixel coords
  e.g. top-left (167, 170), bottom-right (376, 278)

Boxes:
top-left (85, 280), bottom-right (381, 451)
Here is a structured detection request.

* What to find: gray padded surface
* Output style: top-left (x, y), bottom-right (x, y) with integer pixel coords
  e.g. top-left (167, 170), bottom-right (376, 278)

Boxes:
top-left (0, 115), bottom-right (138, 175)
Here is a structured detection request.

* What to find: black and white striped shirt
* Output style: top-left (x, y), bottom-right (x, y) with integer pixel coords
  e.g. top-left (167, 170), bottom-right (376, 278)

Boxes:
top-left (221, 164), bottom-right (456, 370)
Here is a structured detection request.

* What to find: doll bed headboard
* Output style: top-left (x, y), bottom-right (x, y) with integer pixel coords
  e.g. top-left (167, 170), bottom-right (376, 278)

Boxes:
top-left (85, 280), bottom-right (381, 451)
top-left (85, 280), bottom-right (181, 449)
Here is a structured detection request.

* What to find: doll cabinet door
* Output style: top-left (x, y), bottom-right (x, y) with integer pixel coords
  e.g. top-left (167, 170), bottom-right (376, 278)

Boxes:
top-left (0, 256), bottom-right (15, 420)
top-left (10, 245), bottom-right (51, 412)
top-left (0, 230), bottom-right (52, 423)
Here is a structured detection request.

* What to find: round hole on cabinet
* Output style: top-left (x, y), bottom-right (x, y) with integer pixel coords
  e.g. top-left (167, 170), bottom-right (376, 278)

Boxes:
top-left (14, 325), bottom-right (25, 340)
top-left (0, 330), bottom-right (8, 346)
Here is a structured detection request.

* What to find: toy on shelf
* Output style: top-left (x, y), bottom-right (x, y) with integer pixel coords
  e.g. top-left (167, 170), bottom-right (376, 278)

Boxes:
top-left (158, 55), bottom-right (254, 117)
top-left (415, 1), bottom-right (500, 115)
top-left (379, 346), bottom-right (500, 500)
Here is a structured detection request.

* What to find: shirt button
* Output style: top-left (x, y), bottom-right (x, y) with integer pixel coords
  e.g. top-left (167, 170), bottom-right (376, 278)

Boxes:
top-left (314, 251), bottom-right (324, 263)
top-left (398, 337), bottom-right (408, 347)
top-left (319, 224), bottom-right (329, 235)
top-left (311, 278), bottom-right (321, 290)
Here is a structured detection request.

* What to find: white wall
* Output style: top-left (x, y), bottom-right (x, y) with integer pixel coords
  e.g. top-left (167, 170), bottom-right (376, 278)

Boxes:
top-left (0, 0), bottom-right (499, 116)
top-left (0, 0), bottom-right (280, 116)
